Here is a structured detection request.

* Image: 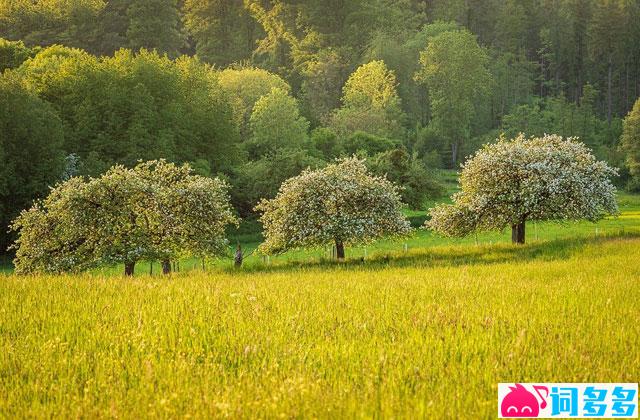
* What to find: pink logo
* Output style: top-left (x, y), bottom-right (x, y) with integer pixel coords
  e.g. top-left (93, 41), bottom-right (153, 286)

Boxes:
top-left (501, 383), bottom-right (549, 417)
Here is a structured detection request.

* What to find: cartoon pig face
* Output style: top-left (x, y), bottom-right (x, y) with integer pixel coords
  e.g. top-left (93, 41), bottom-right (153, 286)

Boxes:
top-left (501, 384), bottom-right (540, 417)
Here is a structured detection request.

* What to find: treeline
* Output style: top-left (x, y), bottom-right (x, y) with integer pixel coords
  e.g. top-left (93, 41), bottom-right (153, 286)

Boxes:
top-left (1, 0), bottom-right (640, 252)
top-left (3, 1), bottom-right (639, 127)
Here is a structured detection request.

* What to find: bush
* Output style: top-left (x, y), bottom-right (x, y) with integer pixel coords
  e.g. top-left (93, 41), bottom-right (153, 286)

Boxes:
top-left (231, 148), bottom-right (325, 216)
top-left (368, 148), bottom-right (443, 210)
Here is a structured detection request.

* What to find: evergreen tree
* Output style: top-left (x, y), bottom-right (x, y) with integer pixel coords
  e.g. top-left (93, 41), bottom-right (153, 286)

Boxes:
top-left (127, 0), bottom-right (183, 56)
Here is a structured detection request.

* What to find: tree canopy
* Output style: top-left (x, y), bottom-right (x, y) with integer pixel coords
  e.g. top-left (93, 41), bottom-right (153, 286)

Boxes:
top-left (2, 0), bottom-right (640, 258)
top-left (247, 87), bottom-right (309, 158)
top-left (330, 60), bottom-right (404, 138)
top-left (0, 74), bottom-right (66, 252)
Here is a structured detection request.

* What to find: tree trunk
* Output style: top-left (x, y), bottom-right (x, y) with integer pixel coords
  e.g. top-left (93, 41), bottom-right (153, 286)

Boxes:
top-left (607, 54), bottom-right (613, 125)
top-left (124, 261), bottom-right (136, 276)
top-left (162, 259), bottom-right (171, 275)
top-left (335, 240), bottom-right (345, 260)
top-left (511, 221), bottom-right (526, 244)
top-left (451, 141), bottom-right (459, 168)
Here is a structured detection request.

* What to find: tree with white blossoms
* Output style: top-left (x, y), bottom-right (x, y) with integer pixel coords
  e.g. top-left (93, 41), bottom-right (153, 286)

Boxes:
top-left (255, 157), bottom-right (412, 259)
top-left (426, 134), bottom-right (618, 244)
top-left (11, 160), bottom-right (238, 276)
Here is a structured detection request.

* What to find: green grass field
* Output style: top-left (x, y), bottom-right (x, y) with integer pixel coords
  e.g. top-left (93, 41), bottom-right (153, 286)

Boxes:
top-left (1, 189), bottom-right (639, 417)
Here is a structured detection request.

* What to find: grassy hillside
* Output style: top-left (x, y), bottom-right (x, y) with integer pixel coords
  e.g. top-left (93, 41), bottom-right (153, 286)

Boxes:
top-left (84, 191), bottom-right (640, 276)
top-left (1, 235), bottom-right (639, 417)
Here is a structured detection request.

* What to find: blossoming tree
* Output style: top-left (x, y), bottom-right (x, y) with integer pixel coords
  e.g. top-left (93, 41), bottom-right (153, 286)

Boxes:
top-left (256, 157), bottom-right (412, 259)
top-left (11, 160), bottom-right (238, 275)
top-left (426, 134), bottom-right (618, 244)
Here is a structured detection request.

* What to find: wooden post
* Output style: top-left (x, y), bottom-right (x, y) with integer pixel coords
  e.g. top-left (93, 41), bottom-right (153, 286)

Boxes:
top-left (150, 261), bottom-right (153, 276)
top-left (235, 243), bottom-right (243, 268)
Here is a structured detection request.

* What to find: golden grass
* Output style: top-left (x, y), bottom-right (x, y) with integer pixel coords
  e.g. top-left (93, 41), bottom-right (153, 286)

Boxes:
top-left (1, 236), bottom-right (639, 418)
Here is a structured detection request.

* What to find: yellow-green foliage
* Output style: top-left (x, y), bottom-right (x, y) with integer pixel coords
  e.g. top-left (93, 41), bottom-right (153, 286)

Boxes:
top-left (1, 236), bottom-right (639, 417)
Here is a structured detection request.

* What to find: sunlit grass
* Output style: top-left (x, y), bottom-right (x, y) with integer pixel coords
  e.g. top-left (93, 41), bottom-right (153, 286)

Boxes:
top-left (1, 192), bottom-right (638, 417)
top-left (1, 234), bottom-right (639, 417)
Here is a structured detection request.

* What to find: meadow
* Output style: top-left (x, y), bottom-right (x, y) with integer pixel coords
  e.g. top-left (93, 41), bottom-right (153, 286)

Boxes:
top-left (1, 193), bottom-right (639, 417)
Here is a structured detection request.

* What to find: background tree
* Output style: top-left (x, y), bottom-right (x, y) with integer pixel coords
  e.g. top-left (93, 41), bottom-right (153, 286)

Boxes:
top-left (427, 134), bottom-right (618, 244)
top-left (415, 28), bottom-right (493, 167)
top-left (256, 157), bottom-right (412, 259)
top-left (231, 148), bottom-right (324, 216)
top-left (0, 0), bottom-right (104, 50)
top-left (182, 0), bottom-right (258, 66)
top-left (16, 46), bottom-right (238, 175)
top-left (0, 38), bottom-right (38, 71)
top-left (0, 74), bottom-right (66, 253)
top-left (217, 66), bottom-right (291, 136)
top-left (368, 148), bottom-right (443, 210)
top-left (621, 98), bottom-right (640, 190)
top-left (126, 0), bottom-right (183, 56)
top-left (299, 48), bottom-right (349, 126)
top-left (330, 60), bottom-right (404, 138)
top-left (247, 87), bottom-right (309, 158)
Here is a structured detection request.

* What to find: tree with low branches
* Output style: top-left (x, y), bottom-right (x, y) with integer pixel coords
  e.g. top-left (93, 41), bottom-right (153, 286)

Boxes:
top-left (426, 134), bottom-right (618, 244)
top-left (256, 157), bottom-right (412, 259)
top-left (11, 160), bottom-right (238, 275)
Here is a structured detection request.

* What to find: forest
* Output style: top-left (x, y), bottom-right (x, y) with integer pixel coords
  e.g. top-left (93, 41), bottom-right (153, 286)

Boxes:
top-left (3, 2), bottom-right (640, 417)
top-left (2, 0), bottom-right (640, 252)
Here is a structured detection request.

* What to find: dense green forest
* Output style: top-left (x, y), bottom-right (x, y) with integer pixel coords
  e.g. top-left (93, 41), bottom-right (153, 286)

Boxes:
top-left (1, 0), bottom-right (640, 252)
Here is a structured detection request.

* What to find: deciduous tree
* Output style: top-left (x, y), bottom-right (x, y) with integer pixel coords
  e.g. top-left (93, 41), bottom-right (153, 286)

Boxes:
top-left (330, 60), bottom-right (404, 138)
top-left (415, 28), bottom-right (492, 167)
top-left (0, 74), bottom-right (65, 253)
top-left (621, 98), bottom-right (640, 188)
top-left (256, 157), bottom-right (411, 259)
top-left (426, 134), bottom-right (618, 244)
top-left (11, 161), bottom-right (238, 275)
top-left (248, 87), bottom-right (309, 158)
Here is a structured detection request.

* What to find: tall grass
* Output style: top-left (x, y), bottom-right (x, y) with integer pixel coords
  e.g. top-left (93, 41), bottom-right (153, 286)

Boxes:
top-left (1, 236), bottom-right (639, 418)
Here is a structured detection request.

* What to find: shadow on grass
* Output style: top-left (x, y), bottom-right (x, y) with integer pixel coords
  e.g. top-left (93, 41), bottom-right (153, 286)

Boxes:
top-left (224, 231), bottom-right (640, 275)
